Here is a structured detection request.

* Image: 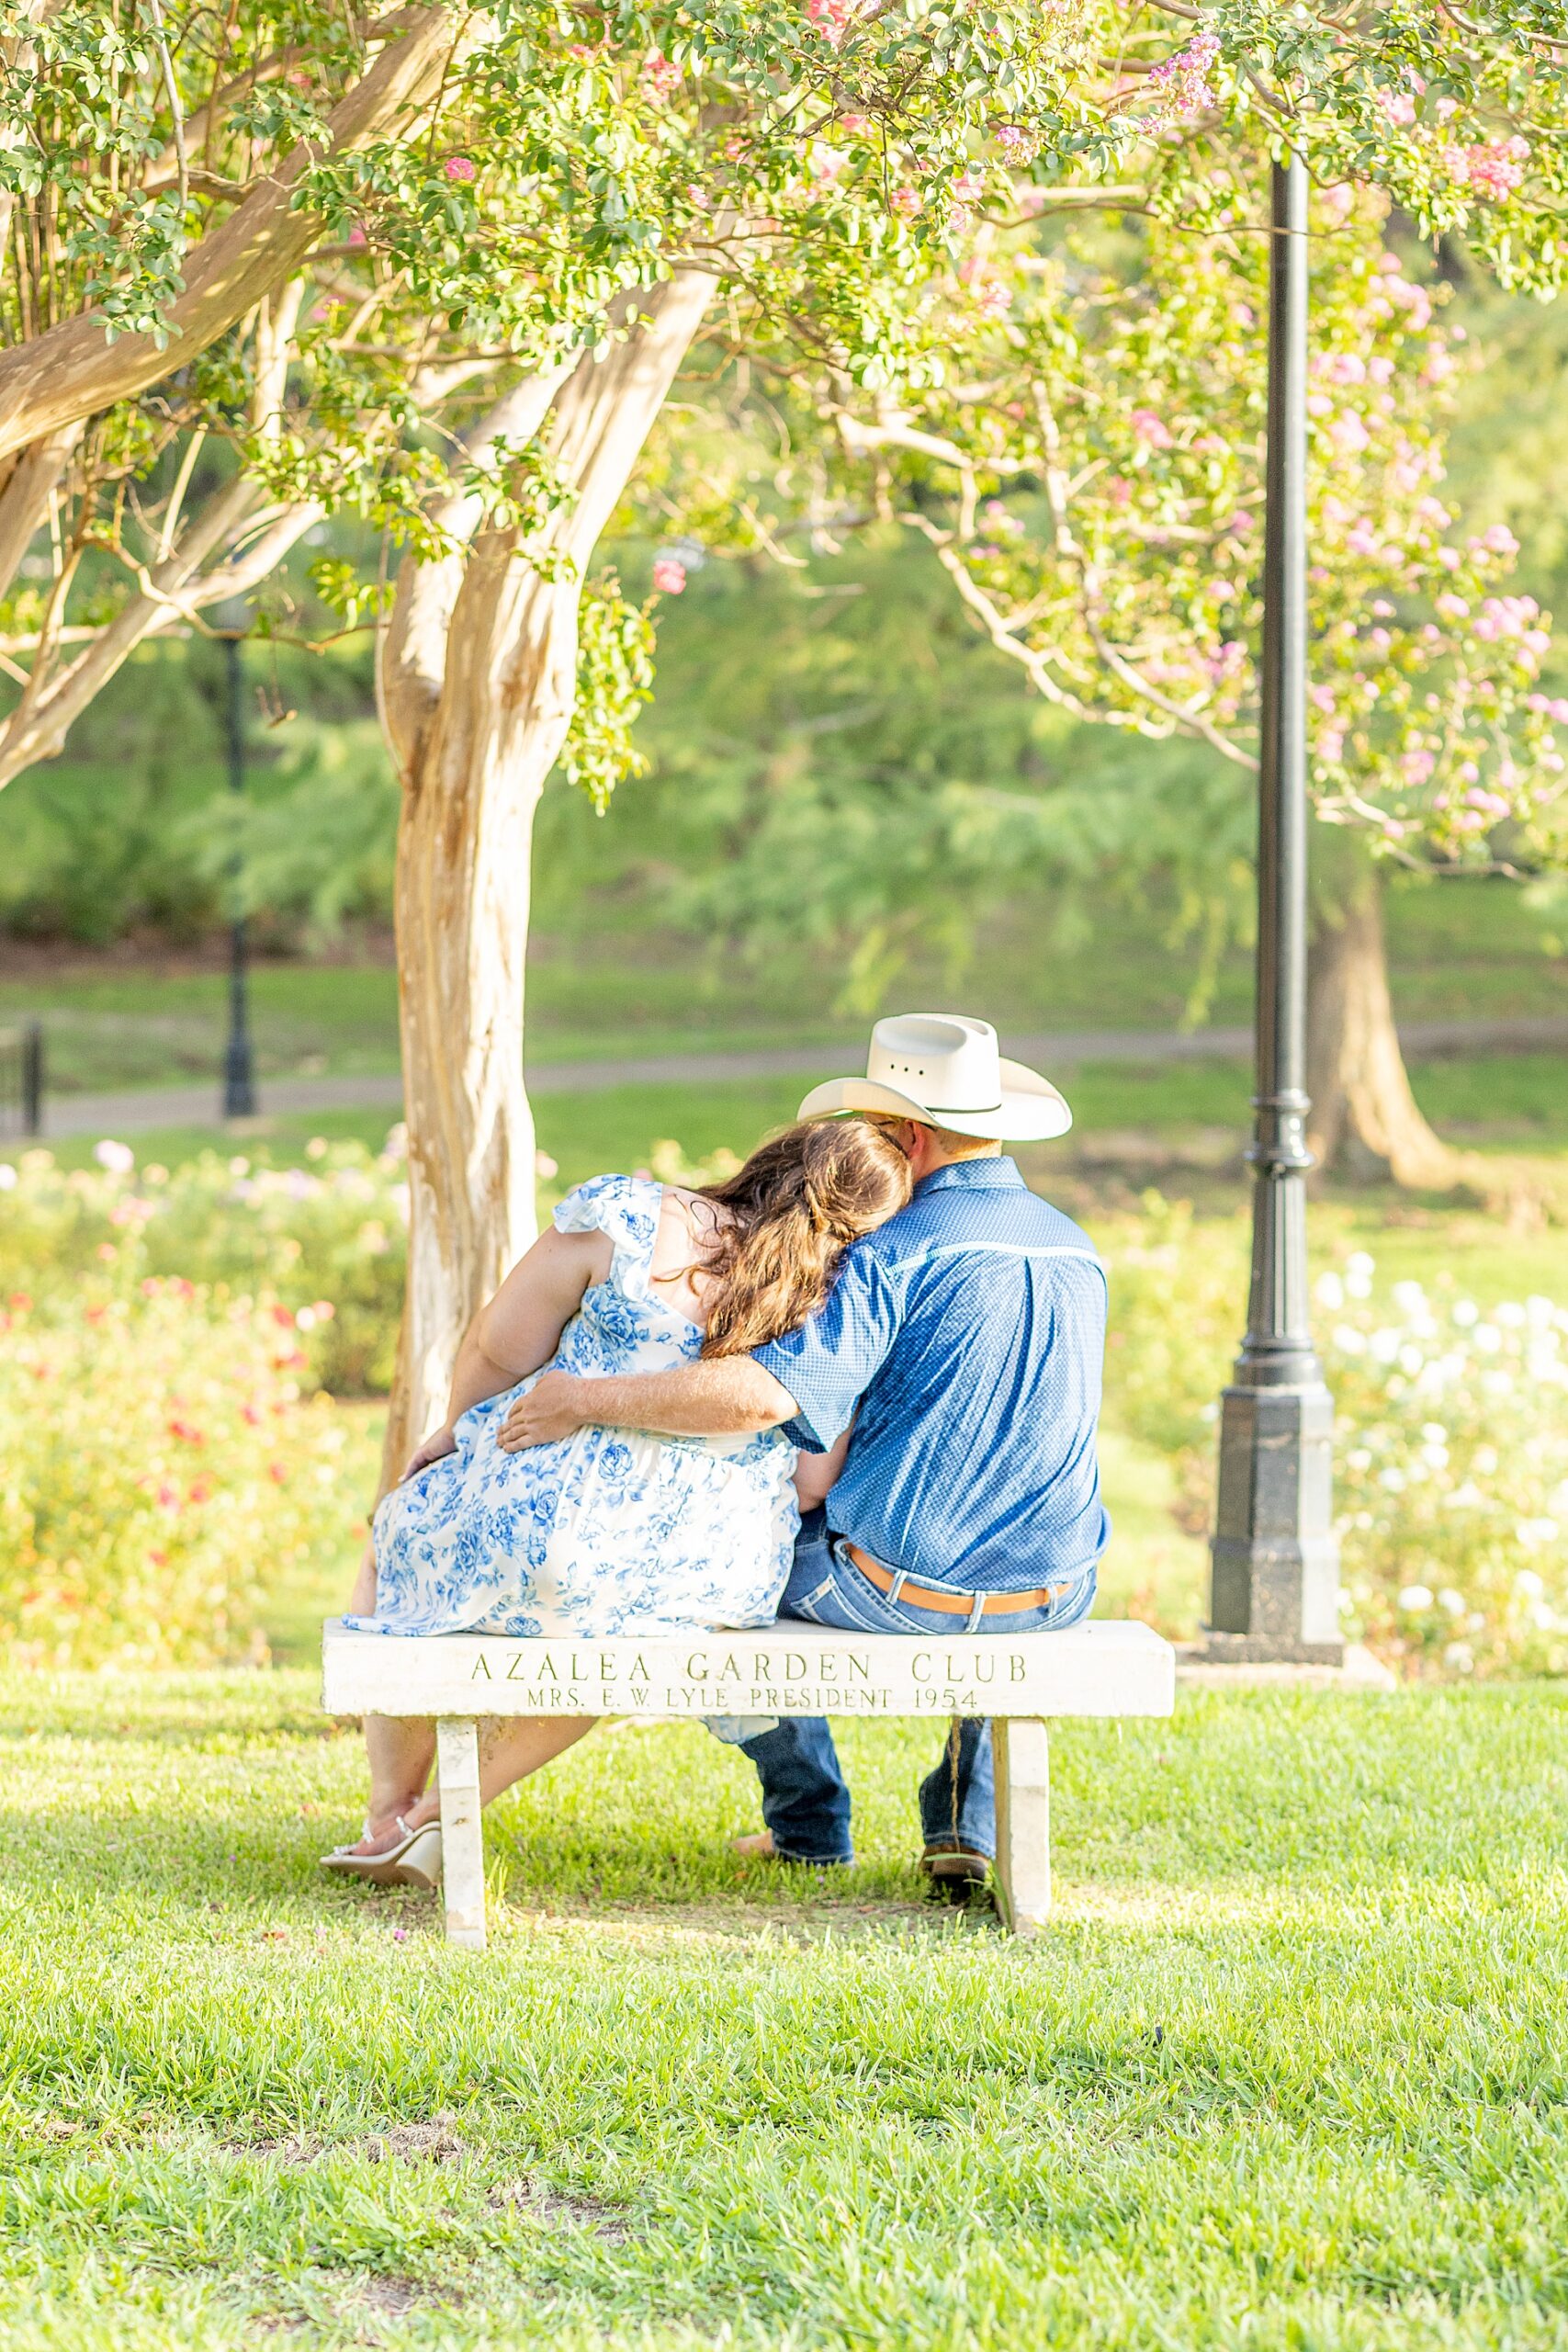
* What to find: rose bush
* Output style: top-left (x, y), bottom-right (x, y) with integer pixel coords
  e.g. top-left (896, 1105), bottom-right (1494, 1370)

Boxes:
top-left (1099, 1200), bottom-right (1568, 1676)
top-left (0, 1278), bottom-right (375, 1668)
top-left (0, 1135), bottom-right (410, 1394)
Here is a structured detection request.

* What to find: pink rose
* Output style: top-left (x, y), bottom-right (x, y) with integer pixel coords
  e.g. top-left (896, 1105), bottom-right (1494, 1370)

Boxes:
top-left (651, 556), bottom-right (687, 595)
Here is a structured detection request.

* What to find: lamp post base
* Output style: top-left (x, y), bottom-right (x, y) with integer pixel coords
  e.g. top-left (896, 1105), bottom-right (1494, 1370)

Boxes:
top-left (1179, 1640), bottom-right (1393, 1691)
top-left (1207, 1375), bottom-right (1342, 1664)
top-left (1195, 1631), bottom-right (1345, 1667)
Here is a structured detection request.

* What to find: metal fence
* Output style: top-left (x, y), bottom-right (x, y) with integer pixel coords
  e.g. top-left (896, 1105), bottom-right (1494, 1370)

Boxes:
top-left (0, 1020), bottom-right (42, 1139)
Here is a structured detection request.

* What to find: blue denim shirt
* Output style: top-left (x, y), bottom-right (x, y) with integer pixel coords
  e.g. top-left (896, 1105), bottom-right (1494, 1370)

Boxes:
top-left (752, 1158), bottom-right (1110, 1592)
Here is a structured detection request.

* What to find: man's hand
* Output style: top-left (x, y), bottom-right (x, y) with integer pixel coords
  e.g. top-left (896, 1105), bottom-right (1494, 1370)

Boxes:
top-left (498, 1370), bottom-right (591, 1452)
top-left (401, 1424), bottom-right (457, 1481)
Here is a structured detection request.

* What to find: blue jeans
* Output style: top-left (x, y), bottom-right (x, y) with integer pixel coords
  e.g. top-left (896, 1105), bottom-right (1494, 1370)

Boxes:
top-left (739, 1510), bottom-right (1096, 1866)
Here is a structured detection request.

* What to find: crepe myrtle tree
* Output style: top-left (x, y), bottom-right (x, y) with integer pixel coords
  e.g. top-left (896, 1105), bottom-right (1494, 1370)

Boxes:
top-left (2, 6), bottom-right (1565, 1474)
top-left (644, 123), bottom-right (1568, 1192)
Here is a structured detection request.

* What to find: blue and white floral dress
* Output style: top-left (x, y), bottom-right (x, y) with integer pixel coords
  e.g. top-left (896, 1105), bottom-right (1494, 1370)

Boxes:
top-left (352, 1175), bottom-right (799, 1638)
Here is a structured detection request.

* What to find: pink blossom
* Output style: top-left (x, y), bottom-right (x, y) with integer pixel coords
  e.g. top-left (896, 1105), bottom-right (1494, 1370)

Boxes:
top-left (809, 141), bottom-right (849, 182)
top-left (346, 224), bottom-right (367, 247)
top-left (685, 183), bottom-right (710, 209)
top-left (1376, 91), bottom-right (1417, 128)
top-left (1367, 356), bottom-right (1394, 386)
top-left (976, 278), bottom-right (1013, 322)
top-left (642, 49), bottom-right (681, 96)
top-left (1401, 749), bottom-right (1436, 785)
top-left (1465, 787), bottom-right (1510, 820)
top-left (1146, 28), bottom-right (1221, 118)
top-left (891, 185), bottom-right (920, 218)
top-left (1309, 684), bottom-right (1338, 715)
top-left (1319, 184), bottom-right (1355, 227)
top-left (1461, 138), bottom-right (1529, 201)
top-left (840, 113), bottom-right (870, 133)
top-left (652, 555), bottom-right (687, 595)
top-left (1423, 349), bottom-right (1455, 386)
top-left (95, 1138), bottom-right (135, 1175)
top-left (1436, 593), bottom-right (1469, 622)
top-left (1229, 510), bottom-right (1256, 537)
top-left (1317, 728), bottom-right (1347, 763)
top-left (1384, 277), bottom-right (1433, 330)
top-left (1482, 522), bottom-right (1519, 557)
top-left (443, 156), bottom-right (477, 184)
top-left (1346, 526), bottom-right (1381, 557)
top-left (950, 171), bottom-right (984, 204)
top-left (1371, 599), bottom-right (1395, 618)
top-left (1416, 495), bottom-right (1450, 527)
top-left (1472, 594), bottom-right (1537, 642)
top-left (1306, 393), bottom-right (1333, 420)
top-left (1106, 476), bottom-right (1134, 508)
top-left (996, 125), bottom-right (1037, 159)
top-left (1234, 301), bottom-right (1255, 329)
top-left (1014, 186), bottom-right (1050, 219)
top-left (1327, 413), bottom-right (1371, 457)
top-left (1130, 408), bottom-right (1174, 450)
top-left (1392, 458), bottom-right (1427, 494)
top-left (1325, 352), bottom-right (1367, 386)
top-left (1437, 547), bottom-right (1462, 571)
top-left (807, 0), bottom-right (852, 46)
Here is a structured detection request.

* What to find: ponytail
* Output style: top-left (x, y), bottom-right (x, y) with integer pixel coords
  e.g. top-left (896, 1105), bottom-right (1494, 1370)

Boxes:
top-left (694, 1119), bottom-right (911, 1357)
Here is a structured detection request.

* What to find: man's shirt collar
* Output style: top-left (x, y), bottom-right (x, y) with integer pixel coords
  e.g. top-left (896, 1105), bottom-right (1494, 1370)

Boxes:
top-left (914, 1155), bottom-right (1026, 1197)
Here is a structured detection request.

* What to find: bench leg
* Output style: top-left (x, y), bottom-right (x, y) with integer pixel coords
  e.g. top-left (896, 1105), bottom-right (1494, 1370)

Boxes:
top-left (435, 1717), bottom-right (486, 1951)
top-left (992, 1718), bottom-right (1050, 1938)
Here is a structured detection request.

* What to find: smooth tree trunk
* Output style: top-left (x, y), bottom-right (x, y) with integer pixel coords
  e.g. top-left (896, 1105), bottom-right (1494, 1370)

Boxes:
top-left (376, 273), bottom-right (716, 1484)
top-left (1306, 867), bottom-right (1465, 1189)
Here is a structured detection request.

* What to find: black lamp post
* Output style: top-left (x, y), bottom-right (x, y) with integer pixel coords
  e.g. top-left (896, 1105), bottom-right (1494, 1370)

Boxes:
top-left (220, 612), bottom-right (257, 1120)
top-left (1205, 156), bottom-right (1342, 1664)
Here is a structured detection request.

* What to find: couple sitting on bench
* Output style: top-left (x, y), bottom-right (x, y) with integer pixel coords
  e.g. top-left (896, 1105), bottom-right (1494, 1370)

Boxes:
top-left (324, 1012), bottom-right (1109, 1901)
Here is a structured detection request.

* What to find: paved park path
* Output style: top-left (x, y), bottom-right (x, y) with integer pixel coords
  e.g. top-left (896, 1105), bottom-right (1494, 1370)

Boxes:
top-left (23, 1013), bottom-right (1568, 1139)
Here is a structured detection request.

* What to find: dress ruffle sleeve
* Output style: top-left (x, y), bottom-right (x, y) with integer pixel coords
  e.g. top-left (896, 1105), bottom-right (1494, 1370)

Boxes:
top-left (552, 1173), bottom-right (660, 1300)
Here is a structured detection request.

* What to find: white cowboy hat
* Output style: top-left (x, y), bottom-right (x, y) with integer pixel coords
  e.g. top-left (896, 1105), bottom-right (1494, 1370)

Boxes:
top-left (797, 1013), bottom-right (1072, 1143)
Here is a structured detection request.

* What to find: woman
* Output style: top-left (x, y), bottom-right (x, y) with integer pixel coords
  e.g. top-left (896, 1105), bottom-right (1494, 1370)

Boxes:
top-left (323, 1116), bottom-right (910, 1885)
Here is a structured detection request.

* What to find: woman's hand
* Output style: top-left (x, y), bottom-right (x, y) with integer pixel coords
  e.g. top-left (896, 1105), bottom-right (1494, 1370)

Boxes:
top-left (498, 1371), bottom-right (589, 1452)
top-left (401, 1424), bottom-right (457, 1481)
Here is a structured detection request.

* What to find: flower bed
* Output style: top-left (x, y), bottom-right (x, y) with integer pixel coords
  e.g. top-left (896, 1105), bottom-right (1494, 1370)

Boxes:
top-left (0, 1135), bottom-right (409, 1395)
top-left (0, 1278), bottom-right (372, 1668)
top-left (1100, 1200), bottom-right (1568, 1676)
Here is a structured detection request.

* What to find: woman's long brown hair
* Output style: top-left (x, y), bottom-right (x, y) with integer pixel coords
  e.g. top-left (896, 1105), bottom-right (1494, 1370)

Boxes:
top-left (685, 1118), bottom-right (912, 1357)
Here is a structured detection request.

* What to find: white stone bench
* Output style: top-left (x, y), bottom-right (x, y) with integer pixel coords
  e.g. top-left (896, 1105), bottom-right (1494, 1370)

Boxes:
top-left (321, 1616), bottom-right (1176, 1949)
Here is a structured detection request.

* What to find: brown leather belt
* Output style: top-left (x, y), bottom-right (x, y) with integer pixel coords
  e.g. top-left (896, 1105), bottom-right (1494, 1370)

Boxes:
top-left (845, 1542), bottom-right (1070, 1619)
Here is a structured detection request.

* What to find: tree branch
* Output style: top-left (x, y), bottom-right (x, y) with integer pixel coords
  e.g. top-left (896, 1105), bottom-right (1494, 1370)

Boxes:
top-left (0, 423), bottom-right (81, 604)
top-left (0, 6), bottom-right (457, 465)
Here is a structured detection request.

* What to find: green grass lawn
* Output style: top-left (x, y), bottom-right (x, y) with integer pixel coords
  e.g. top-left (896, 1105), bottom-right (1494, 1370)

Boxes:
top-left (3, 1669), bottom-right (1566, 2348)
top-left (5, 873), bottom-right (1566, 1098)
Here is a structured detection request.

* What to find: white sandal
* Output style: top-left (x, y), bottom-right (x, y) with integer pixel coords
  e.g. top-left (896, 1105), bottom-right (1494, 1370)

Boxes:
top-left (320, 1816), bottom-right (443, 1890)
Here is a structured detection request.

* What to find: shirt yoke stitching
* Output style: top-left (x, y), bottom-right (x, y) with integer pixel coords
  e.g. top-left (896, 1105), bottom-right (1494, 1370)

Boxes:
top-left (882, 1240), bottom-right (1106, 1280)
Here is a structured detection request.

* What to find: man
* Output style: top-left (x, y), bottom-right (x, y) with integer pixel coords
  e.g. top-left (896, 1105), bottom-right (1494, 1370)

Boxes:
top-left (506, 1012), bottom-right (1109, 1894)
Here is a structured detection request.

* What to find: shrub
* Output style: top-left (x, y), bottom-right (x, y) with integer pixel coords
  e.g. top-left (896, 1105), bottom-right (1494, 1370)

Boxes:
top-left (1097, 1200), bottom-right (1568, 1677)
top-left (0, 1136), bottom-right (409, 1394)
top-left (0, 1280), bottom-right (374, 1668)
top-left (1322, 1261), bottom-right (1568, 1677)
